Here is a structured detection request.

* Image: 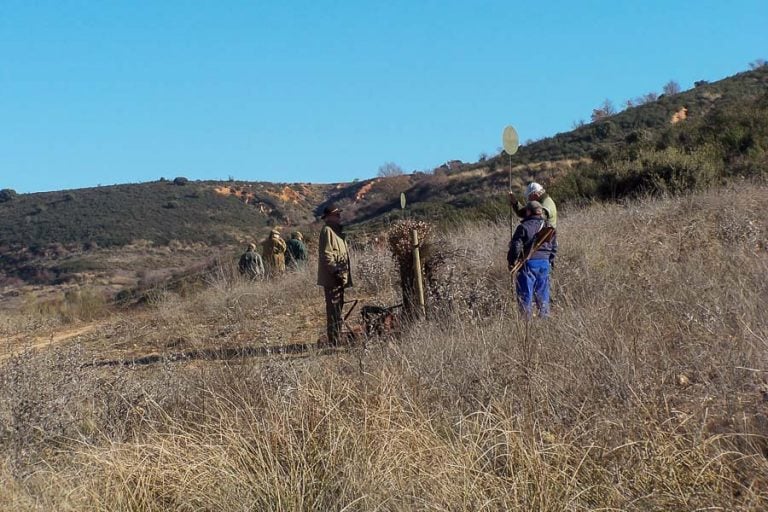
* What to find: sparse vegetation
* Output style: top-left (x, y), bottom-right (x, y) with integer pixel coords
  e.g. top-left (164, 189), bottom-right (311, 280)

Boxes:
top-left (591, 98), bottom-right (616, 122)
top-left (1, 185), bottom-right (767, 510)
top-left (662, 79), bottom-right (681, 96)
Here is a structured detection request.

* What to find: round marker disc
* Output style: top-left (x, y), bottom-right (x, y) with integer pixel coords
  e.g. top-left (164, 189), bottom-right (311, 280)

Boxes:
top-left (502, 125), bottom-right (519, 155)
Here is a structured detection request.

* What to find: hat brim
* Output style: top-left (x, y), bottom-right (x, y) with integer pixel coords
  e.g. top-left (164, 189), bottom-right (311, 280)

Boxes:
top-left (321, 208), bottom-right (342, 219)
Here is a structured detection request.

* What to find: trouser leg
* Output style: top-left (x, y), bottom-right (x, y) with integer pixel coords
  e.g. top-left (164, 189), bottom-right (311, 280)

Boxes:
top-left (324, 285), bottom-right (344, 345)
top-left (515, 266), bottom-right (535, 317)
top-left (530, 260), bottom-right (551, 317)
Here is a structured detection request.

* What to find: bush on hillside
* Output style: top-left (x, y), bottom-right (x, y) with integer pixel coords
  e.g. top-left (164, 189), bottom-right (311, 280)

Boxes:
top-left (0, 189), bottom-right (18, 202)
top-left (549, 165), bottom-right (608, 202)
top-left (620, 146), bottom-right (724, 195)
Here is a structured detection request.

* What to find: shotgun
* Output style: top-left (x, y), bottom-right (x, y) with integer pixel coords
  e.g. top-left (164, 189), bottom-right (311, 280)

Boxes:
top-left (509, 225), bottom-right (556, 275)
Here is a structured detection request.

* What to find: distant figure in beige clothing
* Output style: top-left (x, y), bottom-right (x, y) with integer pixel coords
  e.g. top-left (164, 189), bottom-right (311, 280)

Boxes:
top-left (262, 228), bottom-right (287, 276)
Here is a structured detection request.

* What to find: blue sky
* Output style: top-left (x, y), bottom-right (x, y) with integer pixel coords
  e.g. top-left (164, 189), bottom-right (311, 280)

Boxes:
top-left (1, 1), bottom-right (765, 193)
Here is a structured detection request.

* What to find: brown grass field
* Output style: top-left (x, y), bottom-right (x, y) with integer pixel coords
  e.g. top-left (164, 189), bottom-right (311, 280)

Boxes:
top-left (1, 184), bottom-right (767, 510)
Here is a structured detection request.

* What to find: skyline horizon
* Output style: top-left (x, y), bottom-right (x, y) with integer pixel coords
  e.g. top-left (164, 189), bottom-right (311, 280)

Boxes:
top-left (4, 61), bottom-right (765, 195)
top-left (6, 63), bottom-right (762, 195)
top-left (2, 1), bottom-right (765, 194)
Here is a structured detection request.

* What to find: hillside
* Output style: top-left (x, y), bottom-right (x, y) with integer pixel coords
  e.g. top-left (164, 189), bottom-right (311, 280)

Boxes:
top-left (1, 66), bottom-right (767, 292)
top-left (322, 66), bottom-right (768, 227)
top-left (0, 179), bottom-right (332, 249)
top-left (0, 179), bottom-right (338, 289)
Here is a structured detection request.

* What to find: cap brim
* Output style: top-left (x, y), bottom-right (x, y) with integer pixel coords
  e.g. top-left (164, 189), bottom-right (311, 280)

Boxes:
top-left (321, 209), bottom-right (342, 218)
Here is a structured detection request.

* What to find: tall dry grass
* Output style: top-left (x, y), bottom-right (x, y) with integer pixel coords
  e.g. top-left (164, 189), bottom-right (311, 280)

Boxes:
top-left (0, 287), bottom-right (109, 342)
top-left (1, 184), bottom-right (767, 510)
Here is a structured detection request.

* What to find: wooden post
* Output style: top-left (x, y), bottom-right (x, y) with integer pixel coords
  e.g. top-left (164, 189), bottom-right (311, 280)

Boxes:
top-left (411, 229), bottom-right (426, 318)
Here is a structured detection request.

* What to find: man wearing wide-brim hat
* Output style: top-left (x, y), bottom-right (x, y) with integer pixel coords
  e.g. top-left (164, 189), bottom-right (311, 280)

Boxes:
top-left (317, 204), bottom-right (353, 346)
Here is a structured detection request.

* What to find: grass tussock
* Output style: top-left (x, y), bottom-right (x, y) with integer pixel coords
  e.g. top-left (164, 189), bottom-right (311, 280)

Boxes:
top-left (1, 184), bottom-right (768, 510)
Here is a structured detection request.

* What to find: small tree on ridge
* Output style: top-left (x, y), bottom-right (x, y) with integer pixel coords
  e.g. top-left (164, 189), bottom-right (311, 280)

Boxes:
top-left (377, 162), bottom-right (404, 178)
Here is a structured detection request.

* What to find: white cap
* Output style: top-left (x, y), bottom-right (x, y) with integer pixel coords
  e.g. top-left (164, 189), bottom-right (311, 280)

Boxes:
top-left (525, 182), bottom-right (544, 199)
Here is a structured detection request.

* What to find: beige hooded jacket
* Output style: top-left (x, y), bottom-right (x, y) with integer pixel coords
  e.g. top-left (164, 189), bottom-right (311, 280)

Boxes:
top-left (317, 225), bottom-right (353, 288)
top-left (262, 234), bottom-right (287, 273)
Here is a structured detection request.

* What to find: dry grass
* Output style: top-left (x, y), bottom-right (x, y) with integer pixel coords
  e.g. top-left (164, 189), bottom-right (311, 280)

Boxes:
top-left (1, 184), bottom-right (768, 510)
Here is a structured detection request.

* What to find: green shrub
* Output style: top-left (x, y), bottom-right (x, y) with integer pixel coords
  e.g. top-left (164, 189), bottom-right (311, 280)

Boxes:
top-left (616, 146), bottom-right (724, 195)
top-left (549, 165), bottom-right (606, 202)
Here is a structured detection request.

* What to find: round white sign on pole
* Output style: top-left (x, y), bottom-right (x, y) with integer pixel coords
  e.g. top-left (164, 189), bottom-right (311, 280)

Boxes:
top-left (400, 192), bottom-right (406, 209)
top-left (502, 125), bottom-right (519, 155)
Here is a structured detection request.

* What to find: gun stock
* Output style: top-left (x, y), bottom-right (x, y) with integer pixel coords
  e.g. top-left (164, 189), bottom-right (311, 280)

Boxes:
top-left (509, 226), bottom-right (555, 274)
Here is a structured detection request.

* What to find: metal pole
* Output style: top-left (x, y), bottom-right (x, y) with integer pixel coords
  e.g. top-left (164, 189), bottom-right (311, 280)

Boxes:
top-left (411, 229), bottom-right (426, 318)
top-left (509, 154), bottom-right (514, 239)
top-left (509, 154), bottom-right (515, 289)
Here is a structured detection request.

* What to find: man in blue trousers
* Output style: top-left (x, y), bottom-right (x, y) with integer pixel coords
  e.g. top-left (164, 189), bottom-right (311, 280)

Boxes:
top-left (507, 201), bottom-right (557, 317)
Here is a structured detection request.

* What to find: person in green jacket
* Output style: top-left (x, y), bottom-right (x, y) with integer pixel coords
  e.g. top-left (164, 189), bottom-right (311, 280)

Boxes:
top-left (286, 231), bottom-right (309, 269)
top-left (510, 182), bottom-right (558, 228)
top-left (317, 204), bottom-right (352, 346)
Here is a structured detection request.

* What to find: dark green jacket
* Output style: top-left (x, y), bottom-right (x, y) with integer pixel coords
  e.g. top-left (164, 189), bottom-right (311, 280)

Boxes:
top-left (287, 239), bottom-right (308, 266)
